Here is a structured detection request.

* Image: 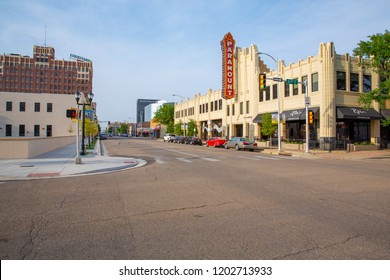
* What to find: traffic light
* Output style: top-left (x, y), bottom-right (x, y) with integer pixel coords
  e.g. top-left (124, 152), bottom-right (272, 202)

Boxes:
top-left (259, 73), bottom-right (266, 90)
top-left (66, 109), bottom-right (77, 119)
top-left (308, 110), bottom-right (314, 124)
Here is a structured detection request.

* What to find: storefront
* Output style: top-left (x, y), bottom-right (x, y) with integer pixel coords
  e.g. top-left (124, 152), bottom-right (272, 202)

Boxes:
top-left (282, 108), bottom-right (319, 142)
top-left (253, 112), bottom-right (278, 140)
top-left (336, 107), bottom-right (382, 143)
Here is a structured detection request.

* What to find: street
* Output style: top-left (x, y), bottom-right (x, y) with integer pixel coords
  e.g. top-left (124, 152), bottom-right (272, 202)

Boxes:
top-left (1, 138), bottom-right (390, 259)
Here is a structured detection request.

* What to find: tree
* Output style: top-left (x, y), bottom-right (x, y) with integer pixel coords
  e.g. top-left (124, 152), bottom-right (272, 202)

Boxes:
top-left (261, 112), bottom-right (277, 142)
top-left (353, 30), bottom-right (390, 126)
top-left (187, 119), bottom-right (198, 136)
top-left (174, 120), bottom-right (183, 135)
top-left (117, 123), bottom-right (128, 134)
top-left (154, 103), bottom-right (175, 133)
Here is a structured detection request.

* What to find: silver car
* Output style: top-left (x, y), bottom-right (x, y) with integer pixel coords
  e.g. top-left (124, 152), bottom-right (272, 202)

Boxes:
top-left (224, 137), bottom-right (258, 151)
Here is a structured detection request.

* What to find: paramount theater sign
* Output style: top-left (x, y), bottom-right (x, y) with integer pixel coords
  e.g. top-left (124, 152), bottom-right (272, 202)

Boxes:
top-left (221, 32), bottom-right (236, 99)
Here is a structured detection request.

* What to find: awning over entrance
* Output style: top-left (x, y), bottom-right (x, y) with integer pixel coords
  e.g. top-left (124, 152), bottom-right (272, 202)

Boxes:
top-left (336, 106), bottom-right (382, 120)
top-left (282, 107), bottom-right (319, 121)
top-left (381, 109), bottom-right (390, 120)
top-left (253, 112), bottom-right (278, 123)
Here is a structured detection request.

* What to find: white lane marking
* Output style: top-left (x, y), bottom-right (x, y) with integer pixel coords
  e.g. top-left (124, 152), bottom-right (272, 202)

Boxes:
top-left (237, 156), bottom-right (260, 161)
top-left (176, 158), bottom-right (193, 163)
top-left (202, 157), bottom-right (220, 162)
top-left (253, 155), bottom-right (281, 160)
top-left (155, 159), bottom-right (166, 164)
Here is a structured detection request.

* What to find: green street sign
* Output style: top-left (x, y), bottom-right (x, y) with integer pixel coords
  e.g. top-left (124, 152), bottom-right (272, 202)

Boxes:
top-left (286, 79), bottom-right (298, 85)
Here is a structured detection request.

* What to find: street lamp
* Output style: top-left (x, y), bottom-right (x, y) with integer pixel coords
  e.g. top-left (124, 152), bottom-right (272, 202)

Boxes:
top-left (258, 52), bottom-right (282, 153)
top-left (75, 91), bottom-right (94, 160)
top-left (172, 94), bottom-right (186, 136)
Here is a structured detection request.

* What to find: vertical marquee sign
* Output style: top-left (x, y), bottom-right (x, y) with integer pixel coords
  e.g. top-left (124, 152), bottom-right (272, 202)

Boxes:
top-left (221, 32), bottom-right (236, 99)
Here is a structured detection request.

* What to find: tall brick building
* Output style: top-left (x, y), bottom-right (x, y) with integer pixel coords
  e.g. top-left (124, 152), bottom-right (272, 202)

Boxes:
top-left (0, 45), bottom-right (93, 95)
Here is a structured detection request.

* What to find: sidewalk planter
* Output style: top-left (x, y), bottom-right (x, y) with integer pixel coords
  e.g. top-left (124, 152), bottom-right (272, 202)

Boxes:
top-left (282, 143), bottom-right (303, 150)
top-left (352, 144), bottom-right (380, 152)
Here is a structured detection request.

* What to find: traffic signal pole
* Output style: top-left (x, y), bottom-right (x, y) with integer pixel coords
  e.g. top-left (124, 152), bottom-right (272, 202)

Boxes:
top-left (305, 81), bottom-right (309, 153)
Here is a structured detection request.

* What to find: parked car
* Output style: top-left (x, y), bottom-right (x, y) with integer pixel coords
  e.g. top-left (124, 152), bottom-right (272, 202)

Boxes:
top-left (224, 137), bottom-right (258, 151)
top-left (99, 133), bottom-right (107, 140)
top-left (185, 136), bottom-right (203, 145)
top-left (163, 134), bottom-right (176, 142)
top-left (174, 136), bottom-right (186, 144)
top-left (206, 137), bottom-right (226, 148)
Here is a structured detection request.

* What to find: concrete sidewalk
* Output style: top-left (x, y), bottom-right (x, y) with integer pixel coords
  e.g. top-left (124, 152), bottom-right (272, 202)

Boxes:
top-left (262, 147), bottom-right (390, 160)
top-left (0, 140), bottom-right (146, 181)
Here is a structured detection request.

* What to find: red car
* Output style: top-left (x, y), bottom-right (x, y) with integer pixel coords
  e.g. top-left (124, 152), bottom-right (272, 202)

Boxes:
top-left (206, 137), bottom-right (226, 148)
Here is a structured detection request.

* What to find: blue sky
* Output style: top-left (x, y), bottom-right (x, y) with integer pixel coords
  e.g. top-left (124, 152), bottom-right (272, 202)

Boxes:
top-left (1, 0), bottom-right (389, 122)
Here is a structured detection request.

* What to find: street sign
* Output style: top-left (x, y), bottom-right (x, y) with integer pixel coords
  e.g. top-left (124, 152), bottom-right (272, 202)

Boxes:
top-left (286, 79), bottom-right (298, 85)
top-left (272, 77), bottom-right (283, 82)
top-left (305, 97), bottom-right (311, 106)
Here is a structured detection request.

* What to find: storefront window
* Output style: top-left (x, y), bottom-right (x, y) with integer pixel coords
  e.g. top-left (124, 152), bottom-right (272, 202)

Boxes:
top-left (337, 71), bottom-right (346, 90)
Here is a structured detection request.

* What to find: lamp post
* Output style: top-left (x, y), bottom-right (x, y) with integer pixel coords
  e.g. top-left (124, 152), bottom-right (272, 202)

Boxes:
top-left (172, 94), bottom-right (186, 136)
top-left (75, 91), bottom-right (94, 158)
top-left (258, 52), bottom-right (282, 153)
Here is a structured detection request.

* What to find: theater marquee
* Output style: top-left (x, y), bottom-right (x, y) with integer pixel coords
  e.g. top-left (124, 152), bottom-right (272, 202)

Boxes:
top-left (221, 32), bottom-right (235, 99)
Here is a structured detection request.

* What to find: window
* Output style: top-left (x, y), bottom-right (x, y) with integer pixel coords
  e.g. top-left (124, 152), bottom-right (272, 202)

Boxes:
top-left (336, 71), bottom-right (346, 90)
top-left (259, 91), bottom-right (264, 102)
top-left (284, 83), bottom-right (290, 97)
top-left (232, 104), bottom-right (235, 115)
top-left (350, 73), bottom-right (359, 92)
top-left (301, 76), bottom-right (308, 94)
top-left (293, 80), bottom-right (299, 95)
top-left (227, 105), bottom-right (230, 116)
top-left (34, 125), bottom-right (40, 136)
top-left (246, 101), bottom-right (250, 114)
top-left (363, 75), bottom-right (371, 92)
top-left (311, 73), bottom-right (319, 92)
top-left (240, 102), bottom-right (243, 114)
top-left (46, 125), bottom-right (52, 137)
top-left (266, 86), bottom-right (271, 100)
top-left (211, 101), bottom-right (214, 111)
top-left (47, 103), bottom-right (53, 112)
top-left (19, 102), bottom-right (26, 112)
top-left (34, 102), bottom-right (40, 112)
top-left (6, 101), bottom-right (12, 111)
top-left (19, 125), bottom-right (25, 137)
top-left (214, 100), bottom-right (218, 111)
top-left (272, 84), bottom-right (278, 99)
top-left (6, 124), bottom-right (12, 136)
top-left (219, 99), bottom-right (222, 110)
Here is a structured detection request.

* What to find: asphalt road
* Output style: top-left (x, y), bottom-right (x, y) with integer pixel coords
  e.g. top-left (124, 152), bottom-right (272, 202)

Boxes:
top-left (1, 138), bottom-right (389, 259)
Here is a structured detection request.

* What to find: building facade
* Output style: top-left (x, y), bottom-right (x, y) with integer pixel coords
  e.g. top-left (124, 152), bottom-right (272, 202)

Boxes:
top-left (0, 45), bottom-right (94, 157)
top-left (0, 46), bottom-right (93, 95)
top-left (174, 42), bottom-right (389, 150)
top-left (0, 92), bottom-right (77, 138)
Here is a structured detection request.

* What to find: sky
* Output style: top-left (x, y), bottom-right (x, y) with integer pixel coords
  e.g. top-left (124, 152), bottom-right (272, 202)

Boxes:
top-left (1, 0), bottom-right (389, 122)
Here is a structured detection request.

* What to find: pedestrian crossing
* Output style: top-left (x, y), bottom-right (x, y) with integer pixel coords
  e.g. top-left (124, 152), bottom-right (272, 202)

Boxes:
top-left (154, 154), bottom-right (302, 164)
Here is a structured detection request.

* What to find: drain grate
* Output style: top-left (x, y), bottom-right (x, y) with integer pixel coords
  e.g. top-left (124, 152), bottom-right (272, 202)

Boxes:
top-left (20, 165), bottom-right (35, 168)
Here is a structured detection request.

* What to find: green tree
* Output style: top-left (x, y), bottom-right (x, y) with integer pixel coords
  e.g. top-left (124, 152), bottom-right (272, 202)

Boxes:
top-left (174, 120), bottom-right (183, 135)
top-left (261, 112), bottom-right (277, 142)
top-left (353, 30), bottom-right (390, 126)
top-left (154, 103), bottom-right (175, 133)
top-left (187, 119), bottom-right (198, 136)
top-left (117, 123), bottom-right (128, 134)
